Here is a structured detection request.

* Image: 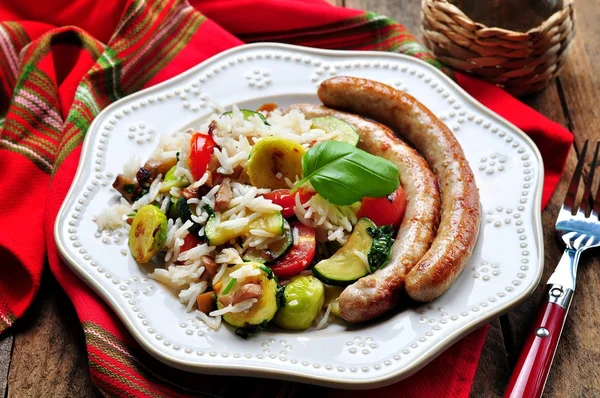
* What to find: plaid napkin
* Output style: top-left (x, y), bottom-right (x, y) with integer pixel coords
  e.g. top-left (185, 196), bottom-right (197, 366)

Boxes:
top-left (0, 0), bottom-right (572, 396)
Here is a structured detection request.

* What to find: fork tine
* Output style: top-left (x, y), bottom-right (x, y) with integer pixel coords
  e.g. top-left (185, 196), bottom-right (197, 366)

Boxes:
top-left (580, 140), bottom-right (599, 216)
top-left (563, 139), bottom-right (588, 214)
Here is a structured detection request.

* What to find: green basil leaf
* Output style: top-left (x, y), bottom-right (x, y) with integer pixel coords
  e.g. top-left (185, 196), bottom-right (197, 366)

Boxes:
top-left (294, 141), bottom-right (399, 205)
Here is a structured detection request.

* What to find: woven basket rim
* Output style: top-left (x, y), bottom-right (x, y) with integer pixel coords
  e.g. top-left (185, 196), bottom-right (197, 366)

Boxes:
top-left (426, 0), bottom-right (574, 37)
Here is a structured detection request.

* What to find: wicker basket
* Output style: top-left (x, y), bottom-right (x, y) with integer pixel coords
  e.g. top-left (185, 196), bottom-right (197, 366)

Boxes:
top-left (422, 0), bottom-right (575, 96)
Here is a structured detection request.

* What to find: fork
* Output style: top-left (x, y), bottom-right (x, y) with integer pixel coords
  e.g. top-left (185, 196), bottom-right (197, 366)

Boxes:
top-left (505, 140), bottom-right (600, 398)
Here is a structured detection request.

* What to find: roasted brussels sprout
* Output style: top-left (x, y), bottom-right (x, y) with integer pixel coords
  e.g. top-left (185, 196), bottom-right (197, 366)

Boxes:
top-left (128, 205), bottom-right (167, 263)
top-left (274, 275), bottom-right (325, 330)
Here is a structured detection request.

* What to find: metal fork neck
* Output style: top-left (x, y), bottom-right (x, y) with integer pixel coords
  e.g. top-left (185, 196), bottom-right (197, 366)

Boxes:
top-left (546, 248), bottom-right (580, 309)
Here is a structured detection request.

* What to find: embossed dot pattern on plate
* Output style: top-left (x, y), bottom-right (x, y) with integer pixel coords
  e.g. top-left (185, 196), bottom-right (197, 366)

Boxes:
top-left (54, 44), bottom-right (543, 387)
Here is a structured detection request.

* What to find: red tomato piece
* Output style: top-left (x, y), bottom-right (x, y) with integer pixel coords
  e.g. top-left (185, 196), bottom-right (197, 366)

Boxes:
top-left (177, 233), bottom-right (201, 264)
top-left (263, 189), bottom-right (314, 218)
top-left (269, 221), bottom-right (316, 278)
top-left (357, 185), bottom-right (406, 229)
top-left (189, 132), bottom-right (216, 180)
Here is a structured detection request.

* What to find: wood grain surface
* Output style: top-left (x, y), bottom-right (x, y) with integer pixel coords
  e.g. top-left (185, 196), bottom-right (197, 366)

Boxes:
top-left (3, 271), bottom-right (100, 397)
top-left (2, 0), bottom-right (598, 397)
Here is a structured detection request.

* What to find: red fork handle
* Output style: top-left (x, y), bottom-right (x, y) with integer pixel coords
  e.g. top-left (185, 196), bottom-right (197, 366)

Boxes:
top-left (504, 299), bottom-right (569, 398)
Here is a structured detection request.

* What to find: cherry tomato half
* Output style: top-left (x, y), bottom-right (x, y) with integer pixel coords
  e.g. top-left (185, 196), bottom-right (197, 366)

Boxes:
top-left (263, 189), bottom-right (314, 218)
top-left (357, 185), bottom-right (406, 229)
top-left (177, 233), bottom-right (201, 264)
top-left (269, 221), bottom-right (316, 278)
top-left (189, 132), bottom-right (216, 180)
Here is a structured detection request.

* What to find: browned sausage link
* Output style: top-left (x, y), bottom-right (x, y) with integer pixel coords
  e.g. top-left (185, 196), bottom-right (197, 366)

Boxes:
top-left (318, 77), bottom-right (480, 302)
top-left (288, 104), bottom-right (440, 322)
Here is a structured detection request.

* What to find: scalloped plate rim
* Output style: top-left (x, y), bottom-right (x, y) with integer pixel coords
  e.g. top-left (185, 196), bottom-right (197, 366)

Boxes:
top-left (54, 42), bottom-right (544, 389)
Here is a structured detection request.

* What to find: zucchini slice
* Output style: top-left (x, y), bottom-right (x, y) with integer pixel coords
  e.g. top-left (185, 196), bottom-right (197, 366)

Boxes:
top-left (243, 220), bottom-right (293, 263)
top-left (310, 116), bottom-right (359, 146)
top-left (205, 211), bottom-right (284, 246)
top-left (216, 262), bottom-right (278, 327)
top-left (159, 165), bottom-right (188, 193)
top-left (312, 217), bottom-right (375, 286)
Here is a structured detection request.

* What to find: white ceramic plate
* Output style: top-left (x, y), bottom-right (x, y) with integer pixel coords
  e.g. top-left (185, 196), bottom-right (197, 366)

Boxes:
top-left (55, 43), bottom-right (544, 389)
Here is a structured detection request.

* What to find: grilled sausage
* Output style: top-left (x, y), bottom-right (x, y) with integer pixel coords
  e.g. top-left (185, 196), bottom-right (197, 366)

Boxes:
top-left (288, 104), bottom-right (441, 322)
top-left (317, 77), bottom-right (480, 302)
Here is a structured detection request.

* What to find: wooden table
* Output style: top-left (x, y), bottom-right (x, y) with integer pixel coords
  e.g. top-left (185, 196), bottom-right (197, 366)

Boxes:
top-left (1, 1), bottom-right (599, 396)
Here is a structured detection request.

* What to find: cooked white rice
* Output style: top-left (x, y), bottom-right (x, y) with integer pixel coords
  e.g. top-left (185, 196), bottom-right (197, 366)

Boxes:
top-left (229, 264), bottom-right (261, 283)
top-left (94, 198), bottom-right (132, 231)
top-left (195, 310), bottom-right (221, 330)
top-left (294, 193), bottom-right (359, 245)
top-left (122, 156), bottom-right (141, 178)
top-left (179, 281), bottom-right (207, 312)
top-left (354, 249), bottom-right (370, 274)
top-left (316, 303), bottom-right (333, 330)
top-left (99, 103), bottom-right (363, 330)
top-left (132, 174), bottom-right (163, 211)
top-left (209, 298), bottom-right (258, 317)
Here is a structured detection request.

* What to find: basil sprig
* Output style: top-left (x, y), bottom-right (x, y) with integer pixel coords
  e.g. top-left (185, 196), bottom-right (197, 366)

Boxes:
top-left (292, 141), bottom-right (399, 205)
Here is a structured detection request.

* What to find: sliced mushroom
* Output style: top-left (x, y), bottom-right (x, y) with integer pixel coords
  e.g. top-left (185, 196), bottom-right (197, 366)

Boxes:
top-left (214, 178), bottom-right (233, 212)
top-left (112, 174), bottom-right (143, 203)
top-left (136, 157), bottom-right (177, 186)
top-left (218, 283), bottom-right (263, 307)
top-left (200, 256), bottom-right (219, 277)
top-left (206, 154), bottom-right (221, 177)
top-left (181, 186), bottom-right (199, 200)
top-left (231, 283), bottom-right (262, 305)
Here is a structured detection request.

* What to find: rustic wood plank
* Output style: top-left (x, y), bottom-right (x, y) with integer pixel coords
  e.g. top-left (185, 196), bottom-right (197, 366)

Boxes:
top-left (344, 0), bottom-right (422, 34)
top-left (555, 0), bottom-right (600, 152)
top-left (0, 334), bottom-right (13, 397)
top-left (469, 319), bottom-right (509, 398)
top-left (7, 272), bottom-right (100, 397)
top-left (499, 0), bottom-right (600, 395)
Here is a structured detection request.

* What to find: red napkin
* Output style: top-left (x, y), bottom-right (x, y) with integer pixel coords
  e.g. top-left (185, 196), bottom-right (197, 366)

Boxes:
top-left (0, 0), bottom-right (572, 396)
